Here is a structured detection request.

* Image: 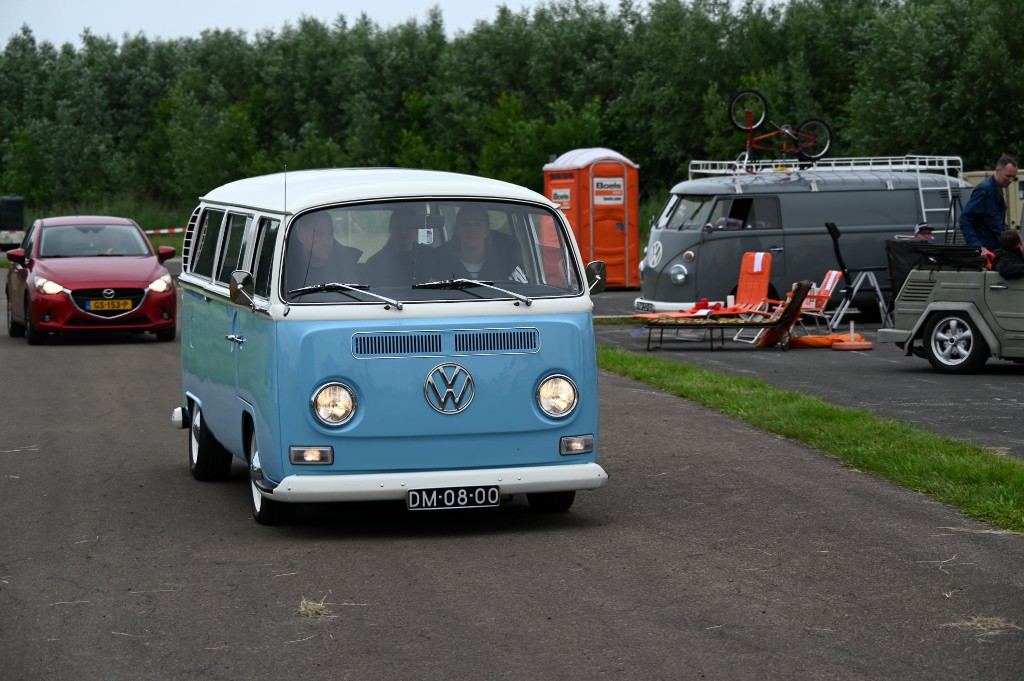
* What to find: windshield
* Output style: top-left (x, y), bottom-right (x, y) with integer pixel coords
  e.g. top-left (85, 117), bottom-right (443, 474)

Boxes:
top-left (39, 224), bottom-right (151, 258)
top-left (282, 200), bottom-right (584, 303)
top-left (656, 194), bottom-right (715, 231)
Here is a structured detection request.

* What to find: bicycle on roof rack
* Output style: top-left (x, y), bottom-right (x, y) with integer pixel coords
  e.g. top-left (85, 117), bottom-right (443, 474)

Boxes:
top-left (728, 90), bottom-right (832, 167)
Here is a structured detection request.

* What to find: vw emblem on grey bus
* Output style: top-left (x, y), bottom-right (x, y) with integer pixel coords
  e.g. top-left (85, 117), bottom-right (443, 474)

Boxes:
top-left (424, 363), bottom-right (475, 414)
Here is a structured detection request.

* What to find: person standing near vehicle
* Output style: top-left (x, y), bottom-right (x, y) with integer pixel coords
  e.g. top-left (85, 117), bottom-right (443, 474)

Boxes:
top-left (913, 222), bottom-right (934, 242)
top-left (959, 154), bottom-right (1018, 251)
top-left (994, 229), bottom-right (1024, 279)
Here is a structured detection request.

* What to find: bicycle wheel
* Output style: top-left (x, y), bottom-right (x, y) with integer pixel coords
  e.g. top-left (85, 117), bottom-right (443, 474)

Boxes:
top-left (728, 90), bottom-right (767, 131)
top-left (796, 118), bottom-right (832, 160)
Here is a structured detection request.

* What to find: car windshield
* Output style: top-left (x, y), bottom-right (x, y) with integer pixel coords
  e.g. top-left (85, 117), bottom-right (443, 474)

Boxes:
top-left (39, 224), bottom-right (151, 258)
top-left (282, 200), bottom-right (584, 303)
top-left (656, 194), bottom-right (715, 231)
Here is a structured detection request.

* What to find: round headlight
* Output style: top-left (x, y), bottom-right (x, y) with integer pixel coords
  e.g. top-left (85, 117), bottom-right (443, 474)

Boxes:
top-left (311, 383), bottom-right (356, 426)
top-left (669, 264), bottom-right (688, 285)
top-left (537, 375), bottom-right (578, 418)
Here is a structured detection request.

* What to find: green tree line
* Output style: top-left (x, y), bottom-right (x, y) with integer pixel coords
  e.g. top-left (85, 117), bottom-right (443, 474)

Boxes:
top-left (1, 0), bottom-right (1022, 213)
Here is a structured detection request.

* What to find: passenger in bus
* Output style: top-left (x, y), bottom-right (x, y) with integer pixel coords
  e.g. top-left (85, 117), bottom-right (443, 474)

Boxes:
top-left (366, 206), bottom-right (435, 285)
top-left (285, 211), bottom-right (362, 290)
top-left (433, 205), bottom-right (527, 282)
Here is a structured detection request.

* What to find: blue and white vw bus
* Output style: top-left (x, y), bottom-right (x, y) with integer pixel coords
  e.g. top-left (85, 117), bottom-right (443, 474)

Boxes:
top-left (171, 168), bottom-right (608, 524)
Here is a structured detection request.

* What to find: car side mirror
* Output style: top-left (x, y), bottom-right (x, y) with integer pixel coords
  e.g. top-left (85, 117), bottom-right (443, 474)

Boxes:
top-left (586, 260), bottom-right (607, 295)
top-left (157, 245), bottom-right (176, 263)
top-left (5, 248), bottom-right (25, 266)
top-left (703, 223), bottom-right (714, 233)
top-left (229, 270), bottom-right (256, 309)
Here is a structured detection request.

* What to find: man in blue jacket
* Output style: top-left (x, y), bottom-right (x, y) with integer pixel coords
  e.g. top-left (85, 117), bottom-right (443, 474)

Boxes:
top-left (959, 154), bottom-right (1018, 251)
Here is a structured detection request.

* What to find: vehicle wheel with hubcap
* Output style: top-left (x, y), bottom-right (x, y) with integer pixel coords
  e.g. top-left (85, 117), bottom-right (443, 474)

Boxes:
top-left (188, 400), bottom-right (233, 481)
top-left (6, 292), bottom-right (25, 337)
top-left (248, 429), bottom-right (296, 525)
top-left (526, 491), bottom-right (576, 513)
top-left (923, 312), bottom-right (989, 374)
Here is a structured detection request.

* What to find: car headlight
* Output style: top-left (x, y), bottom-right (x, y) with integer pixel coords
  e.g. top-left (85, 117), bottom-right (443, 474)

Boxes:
top-left (34, 277), bottom-right (65, 295)
top-left (669, 264), bottom-right (688, 285)
top-left (311, 382), bottom-right (356, 426)
top-left (537, 375), bottom-right (578, 418)
top-left (149, 274), bottom-right (173, 293)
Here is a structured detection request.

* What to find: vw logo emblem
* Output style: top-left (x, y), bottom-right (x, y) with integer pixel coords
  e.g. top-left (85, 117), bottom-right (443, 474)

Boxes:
top-left (102, 288), bottom-right (116, 299)
top-left (648, 241), bottom-right (663, 268)
top-left (424, 363), bottom-right (475, 414)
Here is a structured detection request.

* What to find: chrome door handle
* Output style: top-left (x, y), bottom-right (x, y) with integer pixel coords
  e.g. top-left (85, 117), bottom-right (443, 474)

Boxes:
top-left (225, 334), bottom-right (246, 345)
top-left (989, 284), bottom-right (1009, 290)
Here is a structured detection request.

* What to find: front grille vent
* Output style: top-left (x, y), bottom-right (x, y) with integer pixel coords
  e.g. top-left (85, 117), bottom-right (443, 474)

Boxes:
top-left (899, 280), bottom-right (936, 304)
top-left (352, 332), bottom-right (442, 357)
top-left (352, 328), bottom-right (540, 358)
top-left (454, 329), bottom-right (539, 353)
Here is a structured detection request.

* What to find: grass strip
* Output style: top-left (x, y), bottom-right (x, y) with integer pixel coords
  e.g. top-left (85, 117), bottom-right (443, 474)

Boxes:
top-left (597, 344), bottom-right (1024, 532)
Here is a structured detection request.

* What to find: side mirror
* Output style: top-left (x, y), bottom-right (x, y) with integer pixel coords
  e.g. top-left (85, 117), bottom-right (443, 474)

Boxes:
top-left (229, 270), bottom-right (256, 309)
top-left (586, 260), bottom-right (607, 295)
top-left (6, 248), bottom-right (26, 266)
top-left (703, 223), bottom-right (714, 233)
top-left (157, 245), bottom-right (176, 263)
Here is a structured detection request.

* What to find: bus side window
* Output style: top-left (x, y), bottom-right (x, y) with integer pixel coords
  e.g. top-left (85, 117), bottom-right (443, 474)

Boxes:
top-left (190, 209), bottom-right (225, 279)
top-left (253, 217), bottom-right (280, 299)
top-left (216, 213), bottom-right (252, 284)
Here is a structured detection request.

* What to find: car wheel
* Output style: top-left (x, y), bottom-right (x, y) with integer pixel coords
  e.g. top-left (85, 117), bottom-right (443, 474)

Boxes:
top-left (248, 429), bottom-right (296, 525)
top-left (526, 491), bottom-right (576, 513)
top-left (23, 296), bottom-right (44, 345)
top-left (6, 291), bottom-right (25, 338)
top-left (188, 400), bottom-right (233, 481)
top-left (156, 327), bottom-right (176, 342)
top-left (922, 312), bottom-right (990, 374)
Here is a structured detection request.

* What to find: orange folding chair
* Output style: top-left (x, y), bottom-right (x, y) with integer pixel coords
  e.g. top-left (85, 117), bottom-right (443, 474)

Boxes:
top-left (733, 251), bottom-right (781, 343)
top-left (799, 269), bottom-right (843, 334)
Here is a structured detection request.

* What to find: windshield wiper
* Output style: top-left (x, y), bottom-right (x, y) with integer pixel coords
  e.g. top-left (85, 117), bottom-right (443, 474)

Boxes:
top-left (287, 282), bottom-right (403, 310)
top-left (413, 278), bottom-right (531, 306)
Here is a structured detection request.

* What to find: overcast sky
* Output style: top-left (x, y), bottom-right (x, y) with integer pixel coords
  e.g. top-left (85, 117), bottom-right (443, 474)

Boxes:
top-left (1, 0), bottom-right (550, 46)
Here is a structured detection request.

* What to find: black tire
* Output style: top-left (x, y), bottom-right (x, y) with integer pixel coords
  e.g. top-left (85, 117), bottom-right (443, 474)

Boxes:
top-left (188, 400), bottom-right (233, 481)
top-left (6, 291), bottom-right (25, 338)
top-left (922, 313), bottom-right (989, 374)
top-left (796, 118), bottom-right (832, 161)
top-left (156, 327), bottom-right (176, 342)
top-left (24, 296), bottom-right (44, 345)
top-left (527, 491), bottom-right (576, 513)
top-left (729, 90), bottom-right (768, 132)
top-left (248, 428), bottom-right (296, 525)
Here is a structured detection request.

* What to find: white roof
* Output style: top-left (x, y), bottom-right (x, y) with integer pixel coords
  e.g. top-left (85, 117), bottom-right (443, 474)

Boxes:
top-left (543, 147), bottom-right (638, 171)
top-left (200, 168), bottom-right (553, 214)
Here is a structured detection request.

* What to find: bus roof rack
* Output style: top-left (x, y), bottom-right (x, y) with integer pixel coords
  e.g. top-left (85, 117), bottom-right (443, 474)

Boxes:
top-left (689, 155), bottom-right (964, 181)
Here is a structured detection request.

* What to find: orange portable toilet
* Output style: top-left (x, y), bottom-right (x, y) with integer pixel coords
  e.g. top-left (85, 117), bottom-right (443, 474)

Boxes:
top-left (543, 148), bottom-right (640, 288)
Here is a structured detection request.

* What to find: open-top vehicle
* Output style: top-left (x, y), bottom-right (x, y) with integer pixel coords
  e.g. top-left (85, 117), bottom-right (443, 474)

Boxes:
top-left (878, 244), bottom-right (1024, 373)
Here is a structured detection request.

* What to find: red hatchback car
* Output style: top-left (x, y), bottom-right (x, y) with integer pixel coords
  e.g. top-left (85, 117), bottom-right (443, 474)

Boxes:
top-left (5, 216), bottom-right (177, 344)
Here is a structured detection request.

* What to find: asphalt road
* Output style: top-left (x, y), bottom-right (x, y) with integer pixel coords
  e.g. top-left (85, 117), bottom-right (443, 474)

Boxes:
top-left (1, 283), bottom-right (1023, 680)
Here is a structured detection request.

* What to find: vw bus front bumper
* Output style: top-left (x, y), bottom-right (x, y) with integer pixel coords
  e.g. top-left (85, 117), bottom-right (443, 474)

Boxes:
top-left (260, 463), bottom-right (609, 503)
